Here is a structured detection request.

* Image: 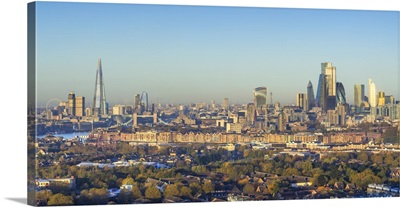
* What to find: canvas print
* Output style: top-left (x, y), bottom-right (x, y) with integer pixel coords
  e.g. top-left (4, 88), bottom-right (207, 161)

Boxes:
top-left (27, 1), bottom-right (400, 206)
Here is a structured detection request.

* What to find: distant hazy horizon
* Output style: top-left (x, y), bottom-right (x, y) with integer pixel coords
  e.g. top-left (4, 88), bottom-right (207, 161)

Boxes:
top-left (35, 2), bottom-right (399, 107)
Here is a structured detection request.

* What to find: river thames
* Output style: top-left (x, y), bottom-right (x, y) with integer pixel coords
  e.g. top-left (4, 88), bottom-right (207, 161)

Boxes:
top-left (36, 132), bottom-right (89, 139)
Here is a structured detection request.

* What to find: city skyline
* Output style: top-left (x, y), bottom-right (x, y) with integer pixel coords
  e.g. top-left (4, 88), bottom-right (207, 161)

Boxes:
top-left (35, 2), bottom-right (399, 107)
top-left (22, 1), bottom-right (400, 206)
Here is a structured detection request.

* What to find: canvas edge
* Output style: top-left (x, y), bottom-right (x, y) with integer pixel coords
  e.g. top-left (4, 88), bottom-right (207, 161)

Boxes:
top-left (27, 1), bottom-right (37, 206)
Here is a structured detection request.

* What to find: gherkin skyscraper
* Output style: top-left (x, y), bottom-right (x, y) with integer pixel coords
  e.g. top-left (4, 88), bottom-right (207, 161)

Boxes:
top-left (336, 82), bottom-right (346, 105)
top-left (92, 58), bottom-right (108, 116)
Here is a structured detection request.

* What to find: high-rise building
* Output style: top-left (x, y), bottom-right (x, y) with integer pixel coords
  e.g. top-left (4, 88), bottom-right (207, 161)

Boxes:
top-left (322, 62), bottom-right (336, 96)
top-left (246, 103), bottom-right (256, 125)
top-left (75, 96), bottom-right (85, 117)
top-left (327, 109), bottom-right (338, 126)
top-left (336, 104), bottom-right (346, 125)
top-left (317, 62), bottom-right (337, 112)
top-left (223, 98), bottom-right (229, 110)
top-left (326, 96), bottom-right (336, 111)
top-left (307, 81), bottom-right (316, 110)
top-left (253, 87), bottom-right (267, 109)
top-left (316, 74), bottom-right (328, 111)
top-left (113, 105), bottom-right (126, 115)
top-left (92, 58), bottom-right (108, 116)
top-left (336, 82), bottom-right (346, 105)
top-left (68, 92), bottom-right (76, 116)
top-left (368, 78), bottom-right (376, 108)
top-left (354, 84), bottom-right (365, 108)
top-left (277, 112), bottom-right (286, 132)
top-left (377, 91), bottom-right (385, 106)
top-left (85, 107), bottom-right (92, 117)
top-left (324, 63), bottom-right (337, 110)
top-left (385, 95), bottom-right (395, 105)
top-left (296, 93), bottom-right (307, 111)
top-left (211, 100), bottom-right (216, 109)
top-left (134, 94), bottom-right (140, 109)
top-left (140, 91), bottom-right (149, 113)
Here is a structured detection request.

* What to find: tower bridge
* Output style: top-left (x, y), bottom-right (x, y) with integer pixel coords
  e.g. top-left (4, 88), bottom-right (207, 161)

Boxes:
top-left (112, 113), bottom-right (169, 126)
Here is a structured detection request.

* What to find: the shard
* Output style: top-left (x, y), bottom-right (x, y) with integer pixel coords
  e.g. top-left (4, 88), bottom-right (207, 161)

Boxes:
top-left (92, 58), bottom-right (107, 116)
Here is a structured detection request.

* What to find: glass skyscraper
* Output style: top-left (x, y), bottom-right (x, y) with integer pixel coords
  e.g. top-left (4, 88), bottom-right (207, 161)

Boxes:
top-left (253, 86), bottom-right (267, 115)
top-left (354, 84), bottom-right (365, 108)
top-left (92, 58), bottom-right (108, 116)
top-left (336, 82), bottom-right (346, 105)
top-left (316, 74), bottom-right (327, 111)
top-left (253, 86), bottom-right (267, 109)
top-left (307, 81), bottom-right (315, 110)
top-left (140, 91), bottom-right (149, 113)
top-left (317, 62), bottom-right (337, 112)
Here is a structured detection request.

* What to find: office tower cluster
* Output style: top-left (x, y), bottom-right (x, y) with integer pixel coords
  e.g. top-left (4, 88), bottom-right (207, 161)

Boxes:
top-left (132, 91), bottom-right (158, 127)
top-left (354, 78), bottom-right (380, 111)
top-left (354, 84), bottom-right (365, 109)
top-left (294, 62), bottom-right (351, 126)
top-left (302, 62), bottom-right (347, 113)
top-left (133, 91), bottom-right (155, 115)
top-left (296, 93), bottom-right (307, 111)
top-left (67, 91), bottom-right (85, 117)
top-left (238, 87), bottom-right (269, 129)
top-left (315, 62), bottom-right (344, 112)
top-left (46, 93), bottom-right (85, 120)
top-left (353, 78), bottom-right (397, 119)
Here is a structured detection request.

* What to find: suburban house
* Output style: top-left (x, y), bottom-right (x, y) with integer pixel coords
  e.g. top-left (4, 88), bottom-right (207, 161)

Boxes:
top-left (35, 176), bottom-right (76, 189)
top-left (145, 178), bottom-right (168, 192)
top-left (278, 175), bottom-right (313, 188)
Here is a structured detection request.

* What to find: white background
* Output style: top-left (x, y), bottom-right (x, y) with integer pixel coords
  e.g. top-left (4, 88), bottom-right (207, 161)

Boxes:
top-left (0, 0), bottom-right (399, 207)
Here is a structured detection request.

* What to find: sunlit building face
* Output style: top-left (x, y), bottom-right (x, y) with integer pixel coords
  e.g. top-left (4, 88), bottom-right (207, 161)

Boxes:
top-left (253, 86), bottom-right (267, 109)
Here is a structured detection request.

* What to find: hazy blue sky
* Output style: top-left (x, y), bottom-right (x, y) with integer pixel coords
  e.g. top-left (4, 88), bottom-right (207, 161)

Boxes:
top-left (35, 2), bottom-right (399, 107)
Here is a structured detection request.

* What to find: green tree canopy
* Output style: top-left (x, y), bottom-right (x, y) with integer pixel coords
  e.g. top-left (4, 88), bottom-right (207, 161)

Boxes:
top-left (180, 186), bottom-right (192, 197)
top-left (131, 185), bottom-right (143, 199)
top-left (47, 193), bottom-right (74, 206)
top-left (48, 181), bottom-right (71, 195)
top-left (358, 152), bottom-right (369, 162)
top-left (122, 176), bottom-right (135, 185)
top-left (243, 183), bottom-right (255, 194)
top-left (145, 186), bottom-right (161, 200)
top-left (282, 168), bottom-right (301, 176)
top-left (36, 190), bottom-right (53, 205)
top-left (164, 184), bottom-right (180, 197)
top-left (117, 189), bottom-right (133, 204)
top-left (350, 169), bottom-right (382, 189)
top-left (312, 174), bottom-right (329, 187)
top-left (267, 179), bottom-right (281, 196)
top-left (78, 188), bottom-right (108, 205)
top-left (202, 181), bottom-right (215, 193)
top-left (189, 182), bottom-right (202, 195)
